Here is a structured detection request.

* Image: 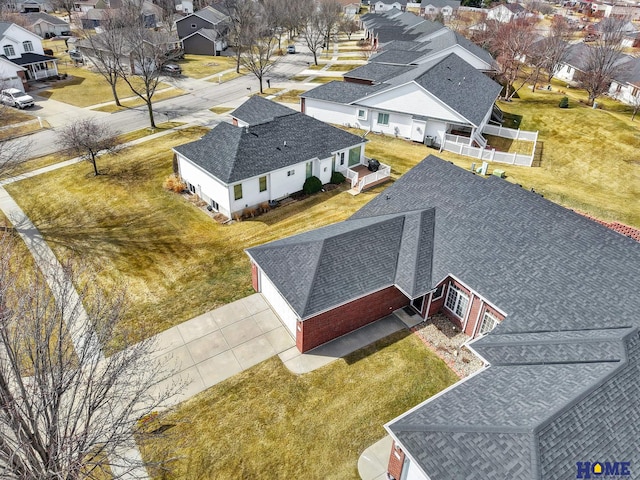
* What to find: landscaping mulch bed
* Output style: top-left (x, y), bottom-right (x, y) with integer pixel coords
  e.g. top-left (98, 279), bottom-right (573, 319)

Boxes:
top-left (412, 313), bottom-right (484, 378)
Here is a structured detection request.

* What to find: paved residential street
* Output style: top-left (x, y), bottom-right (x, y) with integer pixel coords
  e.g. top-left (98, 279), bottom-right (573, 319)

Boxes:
top-left (21, 45), bottom-right (316, 158)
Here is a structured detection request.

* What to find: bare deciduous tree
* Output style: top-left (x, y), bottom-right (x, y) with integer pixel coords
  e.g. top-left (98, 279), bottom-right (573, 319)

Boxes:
top-left (578, 17), bottom-right (629, 105)
top-left (58, 118), bottom-right (120, 176)
top-left (118, 14), bottom-right (178, 128)
top-left (318, 0), bottom-right (342, 49)
top-left (338, 17), bottom-right (359, 41)
top-left (526, 17), bottom-right (572, 92)
top-left (301, 8), bottom-right (327, 66)
top-left (78, 11), bottom-right (126, 106)
top-left (223, 0), bottom-right (258, 74)
top-left (241, 18), bottom-right (280, 93)
top-left (0, 234), bottom-right (177, 479)
top-left (489, 18), bottom-right (537, 100)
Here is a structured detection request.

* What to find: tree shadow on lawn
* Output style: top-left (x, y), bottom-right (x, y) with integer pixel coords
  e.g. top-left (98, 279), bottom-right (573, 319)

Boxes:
top-left (343, 329), bottom-right (411, 366)
top-left (21, 205), bottom-right (217, 276)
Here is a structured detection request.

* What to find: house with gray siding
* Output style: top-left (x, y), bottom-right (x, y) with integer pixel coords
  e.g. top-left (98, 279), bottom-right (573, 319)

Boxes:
top-left (175, 6), bottom-right (229, 55)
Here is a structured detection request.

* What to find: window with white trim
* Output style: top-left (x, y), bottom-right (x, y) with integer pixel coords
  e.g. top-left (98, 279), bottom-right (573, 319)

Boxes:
top-left (287, 169), bottom-right (295, 176)
top-left (479, 311), bottom-right (499, 335)
top-left (259, 176), bottom-right (267, 192)
top-left (377, 112), bottom-right (389, 126)
top-left (432, 284), bottom-right (445, 300)
top-left (233, 183), bottom-right (243, 200)
top-left (357, 108), bottom-right (366, 120)
top-left (445, 285), bottom-right (469, 318)
top-left (3, 45), bottom-right (15, 57)
top-left (22, 41), bottom-right (33, 53)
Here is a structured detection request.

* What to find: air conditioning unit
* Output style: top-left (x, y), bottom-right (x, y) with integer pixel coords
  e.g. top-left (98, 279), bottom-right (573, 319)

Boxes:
top-left (424, 136), bottom-right (434, 147)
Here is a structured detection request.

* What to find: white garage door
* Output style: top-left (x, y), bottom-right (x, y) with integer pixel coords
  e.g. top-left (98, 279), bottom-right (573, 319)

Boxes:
top-left (260, 271), bottom-right (298, 339)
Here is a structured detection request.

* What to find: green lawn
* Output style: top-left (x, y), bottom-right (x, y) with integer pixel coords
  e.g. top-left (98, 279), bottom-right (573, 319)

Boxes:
top-left (141, 331), bottom-right (459, 480)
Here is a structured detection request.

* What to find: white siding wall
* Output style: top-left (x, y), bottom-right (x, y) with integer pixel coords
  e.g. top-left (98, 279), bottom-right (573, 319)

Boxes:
top-left (177, 154), bottom-right (232, 217)
top-left (315, 157), bottom-right (333, 184)
top-left (609, 81), bottom-right (640, 106)
top-left (305, 98), bottom-right (363, 127)
top-left (358, 82), bottom-right (464, 124)
top-left (425, 120), bottom-right (447, 144)
top-left (374, 1), bottom-right (402, 12)
top-left (0, 60), bottom-right (24, 90)
top-left (1, 24), bottom-right (45, 58)
top-left (259, 271), bottom-right (298, 338)
top-left (229, 174), bottom-right (271, 215)
top-left (268, 161), bottom-right (311, 201)
top-left (405, 458), bottom-right (431, 480)
top-left (554, 64), bottom-right (576, 82)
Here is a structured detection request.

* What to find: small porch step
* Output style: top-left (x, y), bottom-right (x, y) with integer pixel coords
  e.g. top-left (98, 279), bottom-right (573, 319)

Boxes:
top-left (347, 176), bottom-right (391, 196)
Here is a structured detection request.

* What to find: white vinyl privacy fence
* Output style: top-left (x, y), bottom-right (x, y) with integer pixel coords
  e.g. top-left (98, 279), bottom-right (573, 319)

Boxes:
top-left (440, 125), bottom-right (538, 167)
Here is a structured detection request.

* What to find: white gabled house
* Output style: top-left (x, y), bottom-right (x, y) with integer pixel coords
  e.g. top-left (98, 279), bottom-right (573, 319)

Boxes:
top-left (0, 55), bottom-right (27, 91)
top-left (301, 53), bottom-right (502, 148)
top-left (173, 98), bottom-right (374, 219)
top-left (608, 57), bottom-right (640, 107)
top-left (0, 21), bottom-right (58, 83)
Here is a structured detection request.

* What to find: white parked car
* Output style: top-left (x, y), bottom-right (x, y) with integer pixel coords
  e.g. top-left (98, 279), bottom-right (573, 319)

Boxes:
top-left (0, 88), bottom-right (35, 109)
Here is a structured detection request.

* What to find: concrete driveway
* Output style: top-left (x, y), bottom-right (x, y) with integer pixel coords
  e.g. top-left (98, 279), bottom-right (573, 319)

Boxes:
top-left (151, 294), bottom-right (295, 406)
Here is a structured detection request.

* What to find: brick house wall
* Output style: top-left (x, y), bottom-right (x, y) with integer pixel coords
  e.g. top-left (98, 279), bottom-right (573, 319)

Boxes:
top-left (387, 440), bottom-right (406, 480)
top-left (298, 286), bottom-right (410, 352)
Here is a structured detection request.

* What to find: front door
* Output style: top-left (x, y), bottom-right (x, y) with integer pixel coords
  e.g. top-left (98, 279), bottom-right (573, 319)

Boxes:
top-left (410, 295), bottom-right (425, 315)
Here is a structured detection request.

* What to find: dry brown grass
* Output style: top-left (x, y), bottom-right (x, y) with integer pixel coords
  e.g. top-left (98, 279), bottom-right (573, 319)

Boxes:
top-left (141, 332), bottom-right (458, 480)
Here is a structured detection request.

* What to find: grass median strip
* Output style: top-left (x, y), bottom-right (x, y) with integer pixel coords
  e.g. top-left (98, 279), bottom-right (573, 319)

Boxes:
top-left (141, 331), bottom-right (458, 480)
top-left (91, 89), bottom-right (187, 113)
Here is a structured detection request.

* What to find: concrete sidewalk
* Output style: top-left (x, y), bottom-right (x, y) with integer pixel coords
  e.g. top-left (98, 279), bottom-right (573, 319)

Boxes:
top-left (150, 294), bottom-right (295, 406)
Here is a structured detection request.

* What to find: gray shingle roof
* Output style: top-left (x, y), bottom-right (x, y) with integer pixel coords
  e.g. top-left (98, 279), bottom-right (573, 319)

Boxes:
top-left (0, 22), bottom-right (13, 36)
top-left (412, 53), bottom-right (501, 126)
top-left (304, 55), bottom-right (500, 126)
top-left (9, 52), bottom-right (57, 65)
top-left (230, 95), bottom-right (297, 125)
top-left (369, 49), bottom-right (428, 65)
top-left (173, 105), bottom-right (365, 184)
top-left (247, 209), bottom-right (437, 318)
top-left (251, 154), bottom-right (640, 478)
top-left (300, 80), bottom-right (386, 104)
top-left (343, 62), bottom-right (415, 82)
top-left (184, 5), bottom-right (228, 25)
top-left (613, 56), bottom-right (640, 85)
top-left (23, 12), bottom-right (69, 26)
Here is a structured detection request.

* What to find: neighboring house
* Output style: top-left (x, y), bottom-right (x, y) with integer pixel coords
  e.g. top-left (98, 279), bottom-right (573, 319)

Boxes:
top-left (608, 56), bottom-right (640, 106)
top-left (0, 55), bottom-right (27, 91)
top-left (74, 0), bottom-right (105, 14)
top-left (420, 0), bottom-right (460, 17)
top-left (248, 154), bottom-right (640, 479)
top-left (76, 28), bottom-right (181, 74)
top-left (372, 0), bottom-right (408, 13)
top-left (173, 98), bottom-right (369, 220)
top-left (175, 0), bottom-right (193, 14)
top-left (22, 12), bottom-right (70, 37)
top-left (175, 6), bottom-right (229, 56)
top-left (17, 0), bottom-right (54, 12)
top-left (0, 22), bottom-right (58, 82)
top-left (301, 53), bottom-right (501, 146)
top-left (370, 31), bottom-right (495, 71)
top-left (622, 30), bottom-right (640, 48)
top-left (486, 2), bottom-right (529, 22)
top-left (554, 41), bottom-right (633, 85)
top-left (554, 42), bottom-right (589, 83)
